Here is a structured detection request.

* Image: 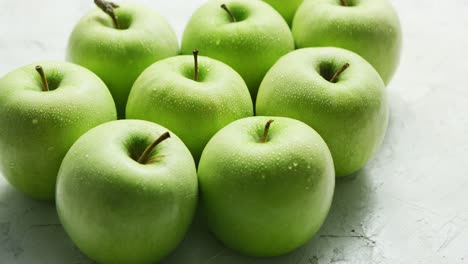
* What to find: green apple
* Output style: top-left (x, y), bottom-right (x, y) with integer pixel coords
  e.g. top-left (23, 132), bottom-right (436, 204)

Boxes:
top-left (0, 61), bottom-right (116, 200)
top-left (262, 0), bottom-right (304, 26)
top-left (126, 51), bottom-right (253, 162)
top-left (56, 119), bottom-right (198, 264)
top-left (181, 0), bottom-right (294, 100)
top-left (198, 116), bottom-right (335, 257)
top-left (256, 47), bottom-right (388, 177)
top-left (292, 0), bottom-right (402, 84)
top-left (67, 1), bottom-right (179, 118)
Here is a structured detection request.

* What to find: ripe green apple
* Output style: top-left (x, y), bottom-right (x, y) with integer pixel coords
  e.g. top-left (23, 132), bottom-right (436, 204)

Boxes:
top-left (56, 119), bottom-right (198, 264)
top-left (292, 0), bottom-right (402, 84)
top-left (0, 61), bottom-right (116, 200)
top-left (262, 0), bottom-right (304, 26)
top-left (67, 1), bottom-right (179, 118)
top-left (198, 116), bottom-right (335, 257)
top-left (181, 0), bottom-right (294, 100)
top-left (256, 47), bottom-right (388, 177)
top-left (126, 51), bottom-right (253, 162)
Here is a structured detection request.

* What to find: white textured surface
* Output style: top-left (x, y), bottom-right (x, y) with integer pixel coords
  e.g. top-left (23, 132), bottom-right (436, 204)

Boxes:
top-left (0, 0), bottom-right (467, 263)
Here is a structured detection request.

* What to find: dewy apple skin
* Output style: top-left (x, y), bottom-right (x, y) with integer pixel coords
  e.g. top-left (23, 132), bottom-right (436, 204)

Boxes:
top-left (256, 47), bottom-right (388, 177)
top-left (67, 1), bottom-right (179, 118)
top-left (198, 116), bottom-right (335, 257)
top-left (181, 0), bottom-right (295, 101)
top-left (292, 0), bottom-right (402, 84)
top-left (126, 50), bottom-right (254, 163)
top-left (0, 61), bottom-right (117, 200)
top-left (56, 120), bottom-right (198, 264)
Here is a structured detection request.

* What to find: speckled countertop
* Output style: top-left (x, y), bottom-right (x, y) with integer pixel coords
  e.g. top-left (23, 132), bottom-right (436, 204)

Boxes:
top-left (0, 0), bottom-right (467, 263)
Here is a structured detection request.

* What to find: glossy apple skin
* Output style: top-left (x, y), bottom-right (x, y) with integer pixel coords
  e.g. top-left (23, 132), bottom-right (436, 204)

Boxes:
top-left (181, 0), bottom-right (294, 101)
top-left (263, 0), bottom-right (304, 26)
top-left (0, 61), bottom-right (116, 200)
top-left (56, 120), bottom-right (198, 264)
top-left (198, 116), bottom-right (335, 257)
top-left (256, 47), bottom-right (388, 177)
top-left (67, 3), bottom-right (179, 118)
top-left (126, 55), bottom-right (253, 162)
top-left (292, 0), bottom-right (402, 84)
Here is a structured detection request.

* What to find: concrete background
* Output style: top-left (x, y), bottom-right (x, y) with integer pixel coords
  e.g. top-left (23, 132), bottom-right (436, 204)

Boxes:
top-left (0, 0), bottom-right (467, 263)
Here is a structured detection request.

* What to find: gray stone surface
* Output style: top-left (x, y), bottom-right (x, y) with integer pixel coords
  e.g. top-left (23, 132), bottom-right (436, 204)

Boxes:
top-left (0, 0), bottom-right (467, 263)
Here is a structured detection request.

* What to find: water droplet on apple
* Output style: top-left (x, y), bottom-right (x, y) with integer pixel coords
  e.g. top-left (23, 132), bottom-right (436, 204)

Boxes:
top-left (85, 154), bottom-right (89, 158)
top-left (32, 119), bottom-right (38, 124)
top-left (288, 165), bottom-right (292, 170)
top-left (293, 162), bottom-right (298, 167)
top-left (216, 39), bottom-right (221, 45)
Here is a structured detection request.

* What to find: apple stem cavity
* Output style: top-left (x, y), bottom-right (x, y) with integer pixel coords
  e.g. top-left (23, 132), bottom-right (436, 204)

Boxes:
top-left (95, 0), bottom-right (120, 29)
top-left (137, 132), bottom-right (171, 164)
top-left (260, 120), bottom-right (274, 143)
top-left (221, 4), bottom-right (237, 22)
top-left (193, 49), bottom-right (199, 81)
top-left (35, 66), bottom-right (49, 92)
top-left (330, 63), bottom-right (350, 83)
top-left (340, 0), bottom-right (349, 6)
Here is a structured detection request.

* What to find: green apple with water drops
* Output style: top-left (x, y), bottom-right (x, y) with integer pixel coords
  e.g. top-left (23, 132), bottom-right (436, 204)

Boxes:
top-left (126, 50), bottom-right (253, 162)
top-left (0, 61), bottom-right (116, 200)
top-left (181, 0), bottom-right (294, 100)
top-left (256, 47), bottom-right (388, 177)
top-left (56, 120), bottom-right (198, 264)
top-left (198, 116), bottom-right (335, 257)
top-left (67, 0), bottom-right (179, 118)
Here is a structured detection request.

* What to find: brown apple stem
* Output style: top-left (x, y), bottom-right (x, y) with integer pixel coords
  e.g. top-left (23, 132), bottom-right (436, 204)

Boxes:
top-left (330, 63), bottom-right (350, 83)
top-left (221, 4), bottom-right (237, 22)
top-left (193, 49), bottom-right (199, 81)
top-left (340, 0), bottom-right (349, 6)
top-left (260, 120), bottom-right (274, 143)
top-left (95, 0), bottom-right (120, 29)
top-left (137, 132), bottom-right (171, 164)
top-left (35, 66), bottom-right (49, 92)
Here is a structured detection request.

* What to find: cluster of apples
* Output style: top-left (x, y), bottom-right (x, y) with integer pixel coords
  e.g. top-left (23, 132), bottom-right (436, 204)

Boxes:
top-left (0, 0), bottom-right (401, 263)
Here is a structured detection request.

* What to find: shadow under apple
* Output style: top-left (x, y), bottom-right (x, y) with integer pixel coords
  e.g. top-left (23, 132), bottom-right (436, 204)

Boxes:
top-left (0, 180), bottom-right (92, 264)
top-left (0, 160), bottom-right (378, 264)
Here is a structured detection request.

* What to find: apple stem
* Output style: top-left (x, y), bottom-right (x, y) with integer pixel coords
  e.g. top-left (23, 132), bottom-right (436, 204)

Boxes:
top-left (330, 63), bottom-right (350, 83)
top-left (260, 120), bottom-right (274, 143)
top-left (193, 49), bottom-right (199, 81)
top-left (221, 4), bottom-right (237, 22)
top-left (95, 0), bottom-right (120, 29)
top-left (35, 66), bottom-right (49, 92)
top-left (340, 0), bottom-right (349, 6)
top-left (137, 132), bottom-right (171, 164)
